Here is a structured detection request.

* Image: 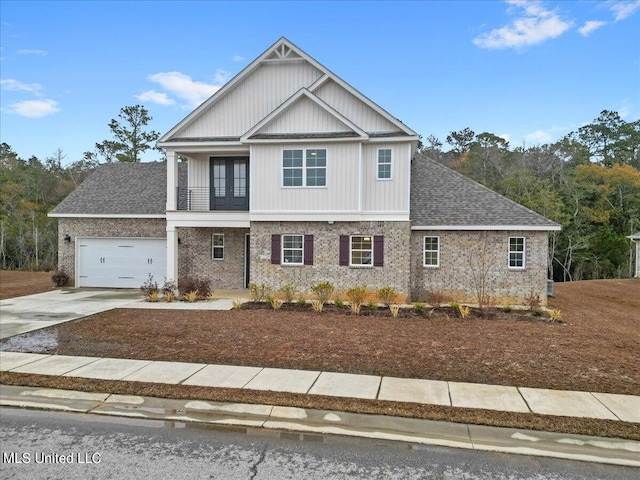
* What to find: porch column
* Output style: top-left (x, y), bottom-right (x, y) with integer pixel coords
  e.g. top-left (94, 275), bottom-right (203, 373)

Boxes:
top-left (166, 150), bottom-right (178, 211)
top-left (167, 225), bottom-right (178, 284)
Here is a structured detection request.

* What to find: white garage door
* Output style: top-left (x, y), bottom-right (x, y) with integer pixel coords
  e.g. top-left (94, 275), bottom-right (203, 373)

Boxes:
top-left (77, 238), bottom-right (166, 288)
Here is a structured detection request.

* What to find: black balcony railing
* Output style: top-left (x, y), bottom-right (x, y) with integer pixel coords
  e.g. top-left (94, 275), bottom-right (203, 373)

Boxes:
top-left (177, 187), bottom-right (211, 211)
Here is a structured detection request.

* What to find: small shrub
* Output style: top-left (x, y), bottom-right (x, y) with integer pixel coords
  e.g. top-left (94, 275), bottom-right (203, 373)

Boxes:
top-left (502, 304), bottom-right (513, 313)
top-left (389, 305), bottom-right (400, 318)
top-left (51, 269), bottom-right (69, 287)
top-left (184, 291), bottom-right (197, 303)
top-left (164, 291), bottom-right (175, 303)
top-left (232, 299), bottom-right (243, 310)
top-left (310, 299), bottom-right (324, 313)
top-left (296, 297), bottom-right (307, 307)
top-left (270, 298), bottom-right (284, 310)
top-left (248, 283), bottom-right (272, 302)
top-left (533, 307), bottom-right (543, 317)
top-left (178, 276), bottom-right (212, 300)
top-left (162, 279), bottom-right (177, 302)
top-left (549, 309), bottom-right (562, 322)
top-left (425, 290), bottom-right (448, 307)
top-left (459, 305), bottom-right (471, 319)
top-left (334, 298), bottom-right (345, 308)
top-left (311, 282), bottom-right (334, 303)
top-left (346, 286), bottom-right (367, 305)
top-left (450, 302), bottom-right (460, 315)
top-left (350, 302), bottom-right (362, 315)
top-left (366, 301), bottom-right (378, 311)
top-left (377, 286), bottom-right (398, 306)
top-left (413, 303), bottom-right (426, 314)
top-left (277, 284), bottom-right (296, 303)
top-left (140, 274), bottom-right (159, 298)
top-left (147, 291), bottom-right (160, 303)
top-left (524, 290), bottom-right (541, 310)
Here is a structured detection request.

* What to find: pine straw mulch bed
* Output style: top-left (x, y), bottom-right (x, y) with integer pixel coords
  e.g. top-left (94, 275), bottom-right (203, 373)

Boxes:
top-left (1, 301), bottom-right (637, 396)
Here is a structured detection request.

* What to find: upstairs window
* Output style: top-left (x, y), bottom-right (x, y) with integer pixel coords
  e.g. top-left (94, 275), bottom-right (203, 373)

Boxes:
top-left (508, 237), bottom-right (525, 269)
top-left (377, 148), bottom-right (392, 180)
top-left (283, 149), bottom-right (326, 187)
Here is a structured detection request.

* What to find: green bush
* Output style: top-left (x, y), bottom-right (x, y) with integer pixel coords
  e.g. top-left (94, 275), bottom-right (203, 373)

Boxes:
top-left (334, 298), bottom-right (345, 308)
top-left (376, 286), bottom-right (397, 306)
top-left (277, 284), bottom-right (297, 303)
top-left (413, 303), bottom-right (426, 313)
top-left (311, 281), bottom-right (334, 303)
top-left (248, 283), bottom-right (272, 302)
top-left (346, 286), bottom-right (367, 305)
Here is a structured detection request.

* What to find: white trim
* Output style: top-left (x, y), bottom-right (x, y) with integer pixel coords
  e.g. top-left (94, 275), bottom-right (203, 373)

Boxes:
top-left (167, 211), bottom-right (250, 228)
top-left (508, 236), bottom-right (526, 270)
top-left (242, 136), bottom-right (363, 144)
top-left (281, 234), bottom-right (304, 266)
top-left (48, 213), bottom-right (165, 219)
top-left (249, 211), bottom-right (409, 222)
top-left (212, 233), bottom-right (224, 260)
top-left (376, 147), bottom-right (393, 181)
top-left (423, 235), bottom-right (440, 268)
top-left (411, 225), bottom-right (561, 231)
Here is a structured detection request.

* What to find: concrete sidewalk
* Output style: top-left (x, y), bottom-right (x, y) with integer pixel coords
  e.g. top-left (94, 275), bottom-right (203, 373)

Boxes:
top-left (2, 351), bottom-right (639, 423)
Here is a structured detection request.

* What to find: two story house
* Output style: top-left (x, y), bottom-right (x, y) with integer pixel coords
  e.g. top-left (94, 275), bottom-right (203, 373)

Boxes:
top-left (51, 38), bottom-right (560, 304)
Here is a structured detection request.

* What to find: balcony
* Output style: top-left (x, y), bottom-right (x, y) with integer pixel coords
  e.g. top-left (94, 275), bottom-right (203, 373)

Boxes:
top-left (177, 186), bottom-right (249, 211)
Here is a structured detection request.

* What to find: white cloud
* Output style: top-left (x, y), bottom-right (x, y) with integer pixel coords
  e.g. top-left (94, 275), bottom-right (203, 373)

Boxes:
top-left (524, 129), bottom-right (552, 144)
top-left (609, 0), bottom-right (640, 21)
top-left (145, 70), bottom-right (229, 107)
top-left (1, 78), bottom-right (43, 95)
top-left (17, 49), bottom-right (48, 55)
top-left (232, 55), bottom-right (245, 62)
top-left (135, 90), bottom-right (175, 106)
top-left (474, 0), bottom-right (572, 50)
top-left (579, 20), bottom-right (607, 36)
top-left (498, 133), bottom-right (511, 143)
top-left (9, 99), bottom-right (60, 118)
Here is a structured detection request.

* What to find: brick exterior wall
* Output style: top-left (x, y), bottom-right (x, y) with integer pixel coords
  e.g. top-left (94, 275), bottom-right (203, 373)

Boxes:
top-left (177, 227), bottom-right (249, 289)
top-left (57, 218), bottom-right (166, 287)
top-left (410, 230), bottom-right (549, 306)
top-left (250, 221), bottom-right (411, 298)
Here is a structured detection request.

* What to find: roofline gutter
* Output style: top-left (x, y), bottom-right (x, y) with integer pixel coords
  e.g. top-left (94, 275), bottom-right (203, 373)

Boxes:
top-left (411, 225), bottom-right (562, 232)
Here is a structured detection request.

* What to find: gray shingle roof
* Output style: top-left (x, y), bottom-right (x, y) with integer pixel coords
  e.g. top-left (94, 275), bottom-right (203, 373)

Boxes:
top-left (410, 153), bottom-right (560, 229)
top-left (50, 162), bottom-right (185, 216)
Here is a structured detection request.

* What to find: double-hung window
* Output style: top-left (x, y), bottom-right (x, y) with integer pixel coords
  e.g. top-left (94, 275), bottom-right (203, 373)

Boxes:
top-left (508, 237), bottom-right (525, 269)
top-left (423, 236), bottom-right (439, 267)
top-left (377, 148), bottom-right (392, 180)
top-left (282, 235), bottom-right (304, 265)
top-left (212, 233), bottom-right (224, 260)
top-left (350, 236), bottom-right (373, 266)
top-left (282, 149), bottom-right (326, 187)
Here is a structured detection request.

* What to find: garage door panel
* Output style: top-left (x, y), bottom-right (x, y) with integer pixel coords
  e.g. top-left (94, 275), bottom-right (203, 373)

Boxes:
top-left (77, 238), bottom-right (166, 288)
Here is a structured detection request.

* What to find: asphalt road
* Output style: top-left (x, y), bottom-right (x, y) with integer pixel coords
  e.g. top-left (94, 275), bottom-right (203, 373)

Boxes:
top-left (0, 408), bottom-right (636, 480)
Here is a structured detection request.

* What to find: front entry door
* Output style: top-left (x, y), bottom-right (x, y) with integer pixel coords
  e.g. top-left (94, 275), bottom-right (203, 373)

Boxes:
top-left (210, 157), bottom-right (249, 210)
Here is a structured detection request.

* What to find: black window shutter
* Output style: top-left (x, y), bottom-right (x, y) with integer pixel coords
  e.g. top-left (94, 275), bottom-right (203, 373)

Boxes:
top-left (304, 235), bottom-right (314, 265)
top-left (339, 235), bottom-right (349, 266)
top-left (271, 234), bottom-right (281, 264)
top-left (373, 236), bottom-right (384, 267)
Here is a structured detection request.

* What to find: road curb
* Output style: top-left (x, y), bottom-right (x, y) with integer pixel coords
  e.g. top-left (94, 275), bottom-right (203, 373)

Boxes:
top-left (1, 384), bottom-right (638, 467)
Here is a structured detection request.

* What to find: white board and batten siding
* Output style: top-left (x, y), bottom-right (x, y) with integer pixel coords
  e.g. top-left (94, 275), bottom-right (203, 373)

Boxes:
top-left (77, 237), bottom-right (166, 288)
top-left (177, 62), bottom-right (324, 138)
top-left (361, 143), bottom-right (411, 213)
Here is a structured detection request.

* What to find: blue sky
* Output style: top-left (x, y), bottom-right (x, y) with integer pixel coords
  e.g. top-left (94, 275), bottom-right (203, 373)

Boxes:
top-left (1, 0), bottom-right (639, 163)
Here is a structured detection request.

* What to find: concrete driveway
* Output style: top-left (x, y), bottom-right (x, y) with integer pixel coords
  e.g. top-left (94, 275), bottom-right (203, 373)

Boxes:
top-left (0, 289), bottom-right (239, 339)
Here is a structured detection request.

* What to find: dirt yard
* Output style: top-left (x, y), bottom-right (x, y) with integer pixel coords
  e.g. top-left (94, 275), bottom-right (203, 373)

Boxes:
top-left (0, 270), bottom-right (54, 300)
top-left (3, 279), bottom-right (638, 396)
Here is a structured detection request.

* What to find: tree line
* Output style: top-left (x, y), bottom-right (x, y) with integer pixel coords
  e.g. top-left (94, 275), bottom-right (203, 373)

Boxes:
top-left (1, 107), bottom-right (638, 281)
top-left (421, 110), bottom-right (640, 281)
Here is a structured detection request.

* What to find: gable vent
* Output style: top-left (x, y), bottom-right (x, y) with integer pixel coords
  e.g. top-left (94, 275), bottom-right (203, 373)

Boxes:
top-left (266, 43), bottom-right (302, 61)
